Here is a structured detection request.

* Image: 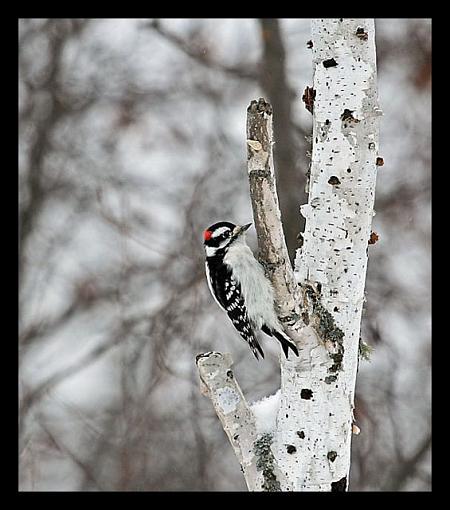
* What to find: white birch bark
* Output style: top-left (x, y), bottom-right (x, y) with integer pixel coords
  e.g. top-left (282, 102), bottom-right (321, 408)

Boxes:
top-left (274, 18), bottom-right (382, 492)
top-left (197, 19), bottom-right (381, 491)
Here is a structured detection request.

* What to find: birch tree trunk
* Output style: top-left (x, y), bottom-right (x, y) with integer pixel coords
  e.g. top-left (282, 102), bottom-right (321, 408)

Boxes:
top-left (196, 18), bottom-right (381, 492)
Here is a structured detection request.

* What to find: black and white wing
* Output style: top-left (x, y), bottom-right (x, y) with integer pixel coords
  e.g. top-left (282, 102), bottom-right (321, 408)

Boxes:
top-left (205, 261), bottom-right (264, 359)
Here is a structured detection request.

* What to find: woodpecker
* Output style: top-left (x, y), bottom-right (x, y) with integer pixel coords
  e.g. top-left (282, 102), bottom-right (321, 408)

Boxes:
top-left (203, 221), bottom-right (299, 360)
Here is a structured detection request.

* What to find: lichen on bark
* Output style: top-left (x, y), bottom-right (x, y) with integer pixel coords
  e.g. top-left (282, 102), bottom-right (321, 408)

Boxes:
top-left (358, 338), bottom-right (373, 361)
top-left (303, 283), bottom-right (345, 372)
top-left (253, 433), bottom-right (282, 492)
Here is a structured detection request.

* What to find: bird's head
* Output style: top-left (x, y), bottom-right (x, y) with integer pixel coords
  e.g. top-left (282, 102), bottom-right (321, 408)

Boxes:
top-left (203, 221), bottom-right (252, 257)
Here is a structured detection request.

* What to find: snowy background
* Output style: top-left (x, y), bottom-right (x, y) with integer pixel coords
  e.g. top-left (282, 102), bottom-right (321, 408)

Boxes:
top-left (19, 18), bottom-right (431, 491)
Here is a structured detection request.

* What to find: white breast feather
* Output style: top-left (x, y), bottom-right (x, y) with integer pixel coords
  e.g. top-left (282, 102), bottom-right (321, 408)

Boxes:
top-left (223, 238), bottom-right (280, 331)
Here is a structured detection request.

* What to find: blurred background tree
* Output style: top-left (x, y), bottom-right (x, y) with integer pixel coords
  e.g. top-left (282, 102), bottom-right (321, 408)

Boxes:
top-left (19, 18), bottom-right (431, 491)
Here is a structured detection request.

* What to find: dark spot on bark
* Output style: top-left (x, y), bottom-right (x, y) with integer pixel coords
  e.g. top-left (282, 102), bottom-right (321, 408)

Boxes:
top-left (341, 109), bottom-right (359, 122)
top-left (347, 168), bottom-right (351, 173)
top-left (227, 370), bottom-right (234, 379)
top-left (368, 142), bottom-right (376, 150)
top-left (250, 168), bottom-right (272, 179)
top-left (286, 445), bottom-right (297, 454)
top-left (331, 477), bottom-right (347, 492)
top-left (333, 307), bottom-right (339, 312)
top-left (329, 352), bottom-right (344, 372)
top-left (325, 119), bottom-right (330, 126)
top-left (328, 176), bottom-right (341, 186)
top-left (302, 86), bottom-right (316, 114)
top-left (233, 434), bottom-right (239, 441)
top-left (327, 451), bottom-right (338, 462)
top-left (323, 58), bottom-right (338, 68)
top-left (301, 388), bottom-right (313, 400)
top-left (297, 431), bottom-right (305, 439)
top-left (376, 157), bottom-right (384, 166)
top-left (368, 231), bottom-right (379, 245)
top-left (325, 375), bottom-right (338, 384)
top-left (307, 39), bottom-right (313, 49)
top-left (356, 27), bottom-right (368, 40)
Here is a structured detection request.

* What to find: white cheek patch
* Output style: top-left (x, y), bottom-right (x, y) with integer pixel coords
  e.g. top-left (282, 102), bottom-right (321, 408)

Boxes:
top-left (211, 227), bottom-right (230, 238)
top-left (205, 246), bottom-right (217, 257)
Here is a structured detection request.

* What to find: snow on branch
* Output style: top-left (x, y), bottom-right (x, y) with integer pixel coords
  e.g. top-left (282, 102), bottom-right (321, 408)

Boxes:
top-left (250, 390), bottom-right (280, 435)
top-left (196, 351), bottom-right (283, 491)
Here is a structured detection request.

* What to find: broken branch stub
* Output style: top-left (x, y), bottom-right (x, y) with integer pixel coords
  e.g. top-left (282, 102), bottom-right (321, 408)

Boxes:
top-left (196, 351), bottom-right (265, 490)
top-left (246, 98), bottom-right (299, 321)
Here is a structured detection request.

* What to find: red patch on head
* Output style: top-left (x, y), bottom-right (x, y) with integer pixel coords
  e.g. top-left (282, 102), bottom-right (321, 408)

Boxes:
top-left (203, 229), bottom-right (212, 241)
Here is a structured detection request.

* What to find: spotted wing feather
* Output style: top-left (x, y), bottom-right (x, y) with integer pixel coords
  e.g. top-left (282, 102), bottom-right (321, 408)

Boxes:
top-left (206, 260), bottom-right (264, 359)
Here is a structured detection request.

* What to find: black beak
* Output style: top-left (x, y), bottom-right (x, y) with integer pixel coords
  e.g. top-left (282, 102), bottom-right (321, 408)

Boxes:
top-left (234, 223), bottom-right (252, 237)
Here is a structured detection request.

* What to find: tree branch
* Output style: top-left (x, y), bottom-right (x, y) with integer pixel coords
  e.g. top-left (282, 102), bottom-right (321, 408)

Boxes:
top-left (145, 20), bottom-right (257, 81)
top-left (196, 352), bottom-right (262, 490)
top-left (19, 327), bottom-right (126, 435)
top-left (383, 432), bottom-right (432, 491)
top-left (246, 98), bottom-right (300, 323)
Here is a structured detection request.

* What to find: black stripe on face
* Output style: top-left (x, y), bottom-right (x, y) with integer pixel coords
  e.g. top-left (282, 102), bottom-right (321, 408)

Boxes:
top-left (204, 222), bottom-right (236, 247)
top-left (205, 233), bottom-right (231, 248)
top-left (205, 229), bottom-right (234, 248)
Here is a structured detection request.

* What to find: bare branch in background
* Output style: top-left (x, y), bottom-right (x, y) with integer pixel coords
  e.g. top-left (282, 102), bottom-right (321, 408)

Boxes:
top-left (19, 327), bottom-right (126, 436)
top-left (146, 19), bottom-right (258, 81)
top-left (258, 19), bottom-right (307, 263)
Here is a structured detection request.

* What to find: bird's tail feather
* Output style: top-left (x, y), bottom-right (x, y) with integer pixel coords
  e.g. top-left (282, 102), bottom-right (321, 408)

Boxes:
top-left (249, 336), bottom-right (265, 360)
top-left (262, 325), bottom-right (299, 359)
top-left (274, 330), bottom-right (299, 359)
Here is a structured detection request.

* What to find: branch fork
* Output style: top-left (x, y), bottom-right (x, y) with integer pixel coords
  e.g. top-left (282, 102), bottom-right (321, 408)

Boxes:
top-left (196, 97), bottom-right (307, 491)
top-left (197, 18), bottom-right (379, 489)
